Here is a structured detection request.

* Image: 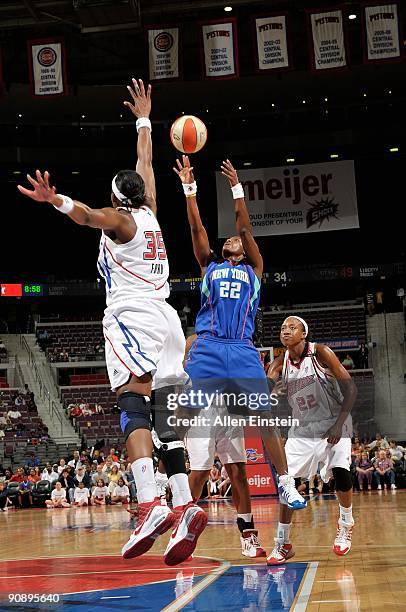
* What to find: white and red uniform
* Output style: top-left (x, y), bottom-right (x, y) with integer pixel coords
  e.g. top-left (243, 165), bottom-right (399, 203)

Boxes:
top-left (282, 342), bottom-right (352, 482)
top-left (98, 206), bottom-right (187, 391)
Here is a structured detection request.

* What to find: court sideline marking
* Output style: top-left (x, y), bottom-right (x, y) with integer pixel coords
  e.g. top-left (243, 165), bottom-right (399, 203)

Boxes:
top-left (291, 561), bottom-right (319, 612)
top-left (162, 560), bottom-right (231, 612)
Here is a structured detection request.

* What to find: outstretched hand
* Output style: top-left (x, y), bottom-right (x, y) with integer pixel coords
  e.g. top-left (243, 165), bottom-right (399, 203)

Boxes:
top-left (221, 159), bottom-right (239, 187)
top-left (124, 78), bottom-right (152, 118)
top-left (17, 170), bottom-right (56, 203)
top-left (173, 155), bottom-right (195, 184)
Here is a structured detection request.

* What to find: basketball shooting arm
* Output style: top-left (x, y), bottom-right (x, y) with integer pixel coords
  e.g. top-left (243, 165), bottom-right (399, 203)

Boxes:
top-left (316, 344), bottom-right (358, 445)
top-left (124, 79), bottom-right (157, 216)
top-left (173, 155), bottom-right (211, 275)
top-left (17, 170), bottom-right (135, 242)
top-left (221, 160), bottom-right (263, 278)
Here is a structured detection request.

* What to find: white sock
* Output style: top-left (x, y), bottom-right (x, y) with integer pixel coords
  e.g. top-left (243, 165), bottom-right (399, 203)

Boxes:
top-left (169, 473), bottom-right (193, 508)
top-left (131, 458), bottom-right (157, 503)
top-left (237, 513), bottom-right (253, 524)
top-left (276, 522), bottom-right (291, 544)
top-left (339, 504), bottom-right (353, 525)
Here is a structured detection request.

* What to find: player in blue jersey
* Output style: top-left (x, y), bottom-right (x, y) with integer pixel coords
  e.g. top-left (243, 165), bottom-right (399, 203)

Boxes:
top-left (173, 156), bottom-right (306, 534)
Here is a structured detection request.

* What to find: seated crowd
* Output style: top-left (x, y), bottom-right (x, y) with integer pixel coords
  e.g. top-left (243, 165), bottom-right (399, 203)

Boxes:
top-left (0, 446), bottom-right (136, 510)
top-left (0, 386), bottom-right (49, 444)
top-left (350, 433), bottom-right (406, 491)
top-left (68, 401), bottom-right (105, 421)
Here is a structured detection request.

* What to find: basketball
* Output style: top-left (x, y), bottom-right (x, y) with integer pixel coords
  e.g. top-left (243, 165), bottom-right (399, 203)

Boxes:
top-left (170, 115), bottom-right (207, 154)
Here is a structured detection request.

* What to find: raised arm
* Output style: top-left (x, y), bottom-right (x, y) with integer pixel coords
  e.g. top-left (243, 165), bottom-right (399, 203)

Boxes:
top-left (17, 170), bottom-right (135, 241)
top-left (173, 155), bottom-right (211, 274)
top-left (220, 160), bottom-right (263, 278)
top-left (124, 78), bottom-right (157, 216)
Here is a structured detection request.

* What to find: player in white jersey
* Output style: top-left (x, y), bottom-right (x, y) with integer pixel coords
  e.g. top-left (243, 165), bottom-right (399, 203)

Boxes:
top-left (266, 316), bottom-right (357, 565)
top-left (17, 78), bottom-right (207, 566)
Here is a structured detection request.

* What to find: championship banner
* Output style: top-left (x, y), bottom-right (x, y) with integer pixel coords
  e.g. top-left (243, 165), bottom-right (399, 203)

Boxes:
top-left (147, 26), bottom-right (179, 81)
top-left (309, 9), bottom-right (347, 70)
top-left (254, 14), bottom-right (290, 71)
top-left (216, 160), bottom-right (359, 237)
top-left (363, 3), bottom-right (401, 62)
top-left (28, 39), bottom-right (67, 97)
top-left (201, 19), bottom-right (238, 79)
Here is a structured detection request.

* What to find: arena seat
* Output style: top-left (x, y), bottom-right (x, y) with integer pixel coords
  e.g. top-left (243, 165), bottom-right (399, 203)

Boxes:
top-left (36, 322), bottom-right (104, 362)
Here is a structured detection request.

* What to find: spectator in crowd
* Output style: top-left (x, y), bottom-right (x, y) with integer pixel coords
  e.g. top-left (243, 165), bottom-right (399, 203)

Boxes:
top-left (359, 343), bottom-right (369, 369)
top-left (374, 450), bottom-right (396, 490)
top-left (102, 457), bottom-right (115, 476)
top-left (59, 469), bottom-right (75, 495)
top-left (45, 482), bottom-right (70, 508)
top-left (0, 412), bottom-right (9, 427)
top-left (91, 449), bottom-right (103, 464)
top-left (207, 464), bottom-right (221, 499)
top-left (368, 432), bottom-right (389, 451)
top-left (218, 465), bottom-right (231, 497)
top-left (110, 448), bottom-right (119, 462)
top-left (124, 463), bottom-right (136, 501)
top-left (0, 339), bottom-right (6, 353)
top-left (91, 465), bottom-right (108, 489)
top-left (3, 468), bottom-right (12, 483)
top-left (28, 468), bottom-right (40, 484)
top-left (0, 429), bottom-right (4, 440)
top-left (92, 479), bottom-right (109, 505)
top-left (107, 465), bottom-right (121, 496)
top-left (42, 465), bottom-right (59, 484)
top-left (111, 478), bottom-right (130, 505)
top-left (25, 452), bottom-right (40, 468)
top-left (58, 459), bottom-right (67, 474)
top-left (74, 466), bottom-right (91, 489)
top-left (7, 407), bottom-right (22, 420)
top-left (33, 466), bottom-right (42, 481)
top-left (19, 474), bottom-right (33, 508)
top-left (14, 394), bottom-right (25, 409)
top-left (9, 467), bottom-right (25, 483)
top-left (111, 403), bottom-right (120, 415)
top-left (73, 481), bottom-right (90, 507)
top-left (356, 452), bottom-right (374, 490)
top-left (95, 403), bottom-right (104, 414)
top-left (68, 450), bottom-right (82, 471)
top-left (389, 440), bottom-right (404, 462)
top-left (342, 354), bottom-right (355, 370)
top-left (0, 481), bottom-right (9, 511)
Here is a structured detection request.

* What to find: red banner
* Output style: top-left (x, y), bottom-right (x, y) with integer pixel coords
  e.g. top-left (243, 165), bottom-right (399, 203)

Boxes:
top-left (1, 284), bottom-right (22, 297)
top-left (246, 463), bottom-right (277, 496)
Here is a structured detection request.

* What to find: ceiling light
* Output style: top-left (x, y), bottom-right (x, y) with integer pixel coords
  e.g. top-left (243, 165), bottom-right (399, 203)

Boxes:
top-left (324, 97), bottom-right (328, 102)
top-left (238, 106), bottom-right (242, 110)
top-left (224, 5), bottom-right (232, 11)
top-left (18, 114), bottom-right (23, 118)
top-left (363, 93), bottom-right (367, 98)
top-left (286, 158), bottom-right (295, 163)
top-left (302, 99), bottom-right (306, 104)
top-left (13, 170), bottom-right (21, 175)
top-left (389, 147), bottom-right (399, 153)
top-left (243, 162), bottom-right (252, 166)
top-left (271, 103), bottom-right (275, 107)
top-left (349, 14), bottom-right (357, 20)
top-left (81, 114), bottom-right (86, 119)
top-left (330, 154), bottom-right (339, 159)
top-left (72, 171), bottom-right (80, 175)
top-left (388, 90), bottom-right (392, 95)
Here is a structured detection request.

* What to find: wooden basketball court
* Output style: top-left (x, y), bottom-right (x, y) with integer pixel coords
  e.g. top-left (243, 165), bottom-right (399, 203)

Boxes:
top-left (0, 491), bottom-right (405, 610)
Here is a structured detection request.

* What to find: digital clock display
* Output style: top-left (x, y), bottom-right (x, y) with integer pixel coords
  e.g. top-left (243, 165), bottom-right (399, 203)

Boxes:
top-left (23, 284), bottom-right (43, 296)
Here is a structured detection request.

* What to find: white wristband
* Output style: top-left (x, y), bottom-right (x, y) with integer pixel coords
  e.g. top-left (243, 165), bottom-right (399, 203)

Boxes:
top-left (231, 183), bottom-right (244, 199)
top-left (54, 194), bottom-right (74, 214)
top-left (136, 117), bottom-right (152, 133)
top-left (183, 182), bottom-right (197, 197)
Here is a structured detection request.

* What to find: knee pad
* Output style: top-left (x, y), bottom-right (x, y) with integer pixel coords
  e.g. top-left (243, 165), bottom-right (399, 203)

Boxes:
top-left (152, 429), bottom-right (186, 479)
top-left (332, 467), bottom-right (352, 492)
top-left (118, 392), bottom-right (151, 441)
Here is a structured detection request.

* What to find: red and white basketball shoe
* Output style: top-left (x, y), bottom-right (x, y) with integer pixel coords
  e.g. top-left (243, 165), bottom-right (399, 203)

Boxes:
top-left (122, 497), bottom-right (176, 559)
top-left (241, 530), bottom-right (266, 558)
top-left (333, 522), bottom-right (354, 556)
top-left (164, 502), bottom-right (208, 566)
top-left (266, 540), bottom-right (295, 565)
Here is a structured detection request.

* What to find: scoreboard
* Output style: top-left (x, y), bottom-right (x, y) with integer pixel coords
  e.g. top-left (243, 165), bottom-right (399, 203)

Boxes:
top-left (1, 283), bottom-right (44, 297)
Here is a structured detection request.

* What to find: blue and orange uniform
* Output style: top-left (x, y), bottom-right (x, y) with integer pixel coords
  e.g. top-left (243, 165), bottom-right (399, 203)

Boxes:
top-left (185, 258), bottom-right (269, 407)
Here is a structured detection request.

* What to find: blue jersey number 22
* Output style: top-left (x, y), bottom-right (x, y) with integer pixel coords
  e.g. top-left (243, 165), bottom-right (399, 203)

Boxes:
top-left (219, 281), bottom-right (241, 299)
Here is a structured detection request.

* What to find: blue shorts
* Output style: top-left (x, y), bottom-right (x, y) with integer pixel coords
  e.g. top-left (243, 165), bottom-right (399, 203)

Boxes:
top-left (185, 335), bottom-right (271, 411)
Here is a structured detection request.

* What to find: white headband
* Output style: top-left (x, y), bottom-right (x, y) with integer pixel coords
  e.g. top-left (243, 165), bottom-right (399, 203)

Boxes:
top-left (283, 315), bottom-right (308, 337)
top-left (111, 175), bottom-right (128, 203)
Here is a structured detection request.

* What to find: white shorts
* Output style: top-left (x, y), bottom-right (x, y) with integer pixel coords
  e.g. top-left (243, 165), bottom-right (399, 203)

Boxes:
top-left (103, 300), bottom-right (188, 392)
top-left (285, 436), bottom-right (351, 483)
top-left (185, 402), bottom-right (246, 471)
